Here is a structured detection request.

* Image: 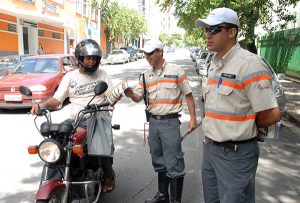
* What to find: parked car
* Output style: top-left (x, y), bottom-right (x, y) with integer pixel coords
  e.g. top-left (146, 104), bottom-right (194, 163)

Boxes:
top-left (164, 46), bottom-right (175, 53)
top-left (136, 49), bottom-right (144, 59)
top-left (195, 51), bottom-right (214, 72)
top-left (120, 46), bottom-right (138, 62)
top-left (199, 57), bottom-right (286, 139)
top-left (107, 49), bottom-right (130, 64)
top-left (0, 54), bottom-right (32, 78)
top-left (0, 54), bottom-right (76, 109)
top-left (190, 47), bottom-right (201, 61)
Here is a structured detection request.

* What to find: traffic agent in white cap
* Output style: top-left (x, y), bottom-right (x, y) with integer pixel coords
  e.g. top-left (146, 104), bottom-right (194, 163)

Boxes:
top-left (141, 39), bottom-right (164, 54)
top-left (195, 7), bottom-right (240, 27)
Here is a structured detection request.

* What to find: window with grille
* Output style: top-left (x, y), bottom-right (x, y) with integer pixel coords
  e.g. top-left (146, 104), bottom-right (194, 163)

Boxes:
top-left (8, 24), bottom-right (17, 32)
top-left (21, 0), bottom-right (35, 4)
top-left (44, 1), bottom-right (59, 14)
top-left (52, 32), bottom-right (60, 39)
top-left (76, 0), bottom-right (81, 13)
top-left (83, 0), bottom-right (88, 16)
top-left (38, 30), bottom-right (44, 37)
top-left (91, 5), bottom-right (96, 20)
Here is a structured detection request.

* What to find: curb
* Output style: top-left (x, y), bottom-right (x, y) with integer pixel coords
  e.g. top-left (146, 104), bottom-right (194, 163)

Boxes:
top-left (281, 75), bottom-right (300, 127)
top-left (284, 110), bottom-right (300, 128)
top-left (282, 75), bottom-right (300, 84)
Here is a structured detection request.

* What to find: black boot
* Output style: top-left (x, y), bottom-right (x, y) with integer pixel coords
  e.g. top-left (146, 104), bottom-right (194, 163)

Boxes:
top-left (170, 177), bottom-right (184, 203)
top-left (145, 172), bottom-right (170, 203)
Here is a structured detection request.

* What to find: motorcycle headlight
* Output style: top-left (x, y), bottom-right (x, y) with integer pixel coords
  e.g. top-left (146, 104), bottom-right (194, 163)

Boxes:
top-left (38, 139), bottom-right (63, 163)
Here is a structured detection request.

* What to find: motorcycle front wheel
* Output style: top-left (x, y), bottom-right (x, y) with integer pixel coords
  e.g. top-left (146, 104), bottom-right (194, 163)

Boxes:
top-left (36, 193), bottom-right (64, 203)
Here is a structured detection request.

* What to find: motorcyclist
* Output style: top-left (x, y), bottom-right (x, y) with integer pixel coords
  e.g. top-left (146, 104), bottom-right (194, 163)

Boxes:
top-left (30, 38), bottom-right (116, 193)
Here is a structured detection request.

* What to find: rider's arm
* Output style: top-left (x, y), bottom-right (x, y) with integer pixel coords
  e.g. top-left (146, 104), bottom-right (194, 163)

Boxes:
top-left (30, 98), bottom-right (61, 114)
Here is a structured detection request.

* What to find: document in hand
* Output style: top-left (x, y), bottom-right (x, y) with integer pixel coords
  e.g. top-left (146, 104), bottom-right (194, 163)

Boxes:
top-left (105, 80), bottom-right (128, 105)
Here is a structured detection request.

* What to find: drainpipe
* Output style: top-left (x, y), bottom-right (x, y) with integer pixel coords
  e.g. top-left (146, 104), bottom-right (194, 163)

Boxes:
top-left (97, 0), bottom-right (101, 46)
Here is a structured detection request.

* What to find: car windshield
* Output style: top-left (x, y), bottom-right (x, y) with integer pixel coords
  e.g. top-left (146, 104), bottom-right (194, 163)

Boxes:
top-left (12, 58), bottom-right (59, 74)
top-left (0, 56), bottom-right (21, 69)
top-left (111, 51), bottom-right (123, 55)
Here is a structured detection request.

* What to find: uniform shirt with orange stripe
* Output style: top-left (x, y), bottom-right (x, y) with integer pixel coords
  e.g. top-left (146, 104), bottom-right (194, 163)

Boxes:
top-left (202, 43), bottom-right (278, 142)
top-left (134, 62), bottom-right (192, 115)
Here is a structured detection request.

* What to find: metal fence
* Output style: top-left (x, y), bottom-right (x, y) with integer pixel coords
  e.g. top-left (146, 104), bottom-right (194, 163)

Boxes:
top-left (257, 27), bottom-right (300, 77)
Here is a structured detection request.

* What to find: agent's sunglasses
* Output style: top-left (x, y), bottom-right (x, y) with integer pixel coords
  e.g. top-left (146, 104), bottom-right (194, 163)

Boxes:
top-left (145, 49), bottom-right (159, 56)
top-left (204, 25), bottom-right (228, 35)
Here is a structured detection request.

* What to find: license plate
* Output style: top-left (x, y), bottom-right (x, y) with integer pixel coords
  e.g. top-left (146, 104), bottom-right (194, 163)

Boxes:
top-left (4, 94), bottom-right (22, 102)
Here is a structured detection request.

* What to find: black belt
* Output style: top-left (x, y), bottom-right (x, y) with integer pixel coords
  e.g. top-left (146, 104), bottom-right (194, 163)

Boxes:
top-left (207, 137), bottom-right (257, 152)
top-left (149, 113), bottom-right (179, 120)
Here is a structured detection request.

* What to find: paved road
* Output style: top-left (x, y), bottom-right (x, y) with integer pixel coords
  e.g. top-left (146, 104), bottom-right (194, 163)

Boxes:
top-left (0, 49), bottom-right (299, 203)
top-left (0, 49), bottom-right (203, 203)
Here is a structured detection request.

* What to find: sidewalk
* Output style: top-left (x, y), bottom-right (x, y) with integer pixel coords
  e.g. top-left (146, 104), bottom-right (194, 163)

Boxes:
top-left (280, 75), bottom-right (300, 127)
top-left (255, 75), bottom-right (300, 203)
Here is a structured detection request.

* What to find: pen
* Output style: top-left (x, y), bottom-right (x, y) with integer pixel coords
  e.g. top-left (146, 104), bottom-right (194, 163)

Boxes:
top-left (217, 77), bottom-right (222, 88)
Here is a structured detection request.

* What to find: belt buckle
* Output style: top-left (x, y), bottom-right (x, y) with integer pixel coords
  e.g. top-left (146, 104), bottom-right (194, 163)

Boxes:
top-left (224, 142), bottom-right (239, 152)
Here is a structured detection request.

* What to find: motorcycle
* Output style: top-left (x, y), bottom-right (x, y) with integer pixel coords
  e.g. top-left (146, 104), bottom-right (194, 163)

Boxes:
top-left (19, 81), bottom-right (120, 203)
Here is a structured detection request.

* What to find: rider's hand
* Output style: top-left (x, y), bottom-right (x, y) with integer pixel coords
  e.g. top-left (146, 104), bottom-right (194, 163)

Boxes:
top-left (124, 87), bottom-right (134, 98)
top-left (30, 104), bottom-right (40, 115)
top-left (110, 94), bottom-right (122, 106)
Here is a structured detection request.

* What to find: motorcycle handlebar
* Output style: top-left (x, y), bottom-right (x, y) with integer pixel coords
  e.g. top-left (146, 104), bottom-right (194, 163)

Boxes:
top-left (36, 108), bottom-right (48, 117)
top-left (84, 101), bottom-right (110, 112)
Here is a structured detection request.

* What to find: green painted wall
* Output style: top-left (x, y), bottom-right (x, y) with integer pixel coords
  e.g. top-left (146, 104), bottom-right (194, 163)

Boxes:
top-left (257, 27), bottom-right (300, 77)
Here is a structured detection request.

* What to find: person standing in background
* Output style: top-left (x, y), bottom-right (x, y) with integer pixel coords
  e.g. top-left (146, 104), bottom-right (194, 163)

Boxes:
top-left (37, 43), bottom-right (44, 55)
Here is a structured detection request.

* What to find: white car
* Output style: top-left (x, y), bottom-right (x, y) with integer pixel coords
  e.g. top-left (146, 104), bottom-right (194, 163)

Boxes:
top-left (136, 49), bottom-right (144, 59)
top-left (196, 51), bottom-right (215, 75)
top-left (107, 49), bottom-right (130, 65)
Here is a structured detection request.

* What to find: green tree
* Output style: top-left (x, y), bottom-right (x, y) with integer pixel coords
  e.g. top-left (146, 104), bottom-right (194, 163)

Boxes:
top-left (156, 0), bottom-right (299, 50)
top-left (101, 1), bottom-right (147, 51)
top-left (159, 32), bottom-right (172, 45)
top-left (159, 32), bottom-right (183, 47)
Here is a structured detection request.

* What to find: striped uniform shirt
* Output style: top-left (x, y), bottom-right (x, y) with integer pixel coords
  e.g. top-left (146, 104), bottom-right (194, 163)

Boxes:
top-left (134, 62), bottom-right (192, 115)
top-left (202, 43), bottom-right (278, 142)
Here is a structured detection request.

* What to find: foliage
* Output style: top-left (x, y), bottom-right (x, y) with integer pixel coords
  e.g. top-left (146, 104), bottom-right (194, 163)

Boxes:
top-left (155, 0), bottom-right (299, 47)
top-left (101, 1), bottom-right (147, 50)
top-left (159, 32), bottom-right (184, 47)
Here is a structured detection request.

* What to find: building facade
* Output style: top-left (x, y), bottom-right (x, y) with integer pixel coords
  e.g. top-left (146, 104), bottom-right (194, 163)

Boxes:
top-left (0, 0), bottom-right (107, 56)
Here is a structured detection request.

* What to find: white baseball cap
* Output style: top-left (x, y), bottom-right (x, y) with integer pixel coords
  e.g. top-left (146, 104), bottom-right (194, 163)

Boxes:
top-left (141, 39), bottom-right (164, 53)
top-left (195, 7), bottom-right (240, 27)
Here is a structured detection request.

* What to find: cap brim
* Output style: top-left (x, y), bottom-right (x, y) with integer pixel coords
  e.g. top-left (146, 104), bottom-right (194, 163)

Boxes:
top-left (141, 47), bottom-right (156, 54)
top-left (195, 18), bottom-right (223, 27)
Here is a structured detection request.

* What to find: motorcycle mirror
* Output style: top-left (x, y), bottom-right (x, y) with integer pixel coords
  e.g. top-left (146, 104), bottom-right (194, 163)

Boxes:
top-left (19, 86), bottom-right (32, 97)
top-left (86, 81), bottom-right (108, 108)
top-left (94, 81), bottom-right (108, 95)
